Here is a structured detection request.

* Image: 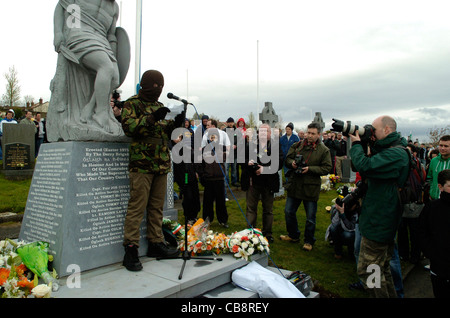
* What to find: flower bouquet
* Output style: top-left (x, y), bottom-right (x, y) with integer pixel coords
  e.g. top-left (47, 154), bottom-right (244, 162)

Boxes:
top-left (320, 175), bottom-right (331, 191)
top-left (1, 239), bottom-right (56, 298)
top-left (328, 174), bottom-right (341, 187)
top-left (226, 228), bottom-right (270, 261)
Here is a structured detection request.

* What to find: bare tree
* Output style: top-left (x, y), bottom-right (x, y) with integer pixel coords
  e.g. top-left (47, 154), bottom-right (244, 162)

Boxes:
top-left (427, 125), bottom-right (450, 146)
top-left (23, 95), bottom-right (35, 106)
top-left (2, 66), bottom-right (21, 107)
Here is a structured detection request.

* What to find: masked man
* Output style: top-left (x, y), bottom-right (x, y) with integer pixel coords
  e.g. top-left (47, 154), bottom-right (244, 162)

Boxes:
top-left (121, 70), bottom-right (184, 271)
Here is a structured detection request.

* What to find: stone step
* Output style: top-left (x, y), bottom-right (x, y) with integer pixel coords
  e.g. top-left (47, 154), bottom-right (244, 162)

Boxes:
top-left (0, 212), bottom-right (24, 223)
top-left (54, 253), bottom-right (269, 298)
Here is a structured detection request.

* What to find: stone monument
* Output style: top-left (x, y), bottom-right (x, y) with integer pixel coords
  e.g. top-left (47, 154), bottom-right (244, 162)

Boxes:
top-left (47, 0), bottom-right (130, 142)
top-left (1, 124), bottom-right (35, 180)
top-left (259, 102), bottom-right (284, 196)
top-left (312, 112), bottom-right (325, 132)
top-left (19, 1), bottom-right (178, 277)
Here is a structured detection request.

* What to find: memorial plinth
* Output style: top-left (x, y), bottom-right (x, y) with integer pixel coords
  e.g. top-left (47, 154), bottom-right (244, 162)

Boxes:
top-left (19, 141), bottom-right (178, 277)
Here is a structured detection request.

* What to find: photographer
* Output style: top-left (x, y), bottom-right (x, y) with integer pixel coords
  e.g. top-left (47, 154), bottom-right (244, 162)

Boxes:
top-left (348, 115), bottom-right (409, 298)
top-left (241, 123), bottom-right (284, 243)
top-left (327, 197), bottom-right (359, 259)
top-left (280, 122), bottom-right (332, 251)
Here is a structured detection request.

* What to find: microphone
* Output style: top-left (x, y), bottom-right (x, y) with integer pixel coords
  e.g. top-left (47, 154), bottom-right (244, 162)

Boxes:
top-left (167, 92), bottom-right (192, 105)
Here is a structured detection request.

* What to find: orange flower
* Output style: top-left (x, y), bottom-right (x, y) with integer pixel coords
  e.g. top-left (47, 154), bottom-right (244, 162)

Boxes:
top-left (0, 268), bottom-right (11, 285)
top-left (232, 245), bottom-right (239, 253)
top-left (17, 277), bottom-right (34, 290)
top-left (15, 264), bottom-right (28, 277)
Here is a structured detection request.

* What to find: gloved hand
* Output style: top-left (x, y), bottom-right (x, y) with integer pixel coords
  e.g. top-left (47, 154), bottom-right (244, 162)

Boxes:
top-left (174, 112), bottom-right (185, 127)
top-left (152, 107), bottom-right (171, 121)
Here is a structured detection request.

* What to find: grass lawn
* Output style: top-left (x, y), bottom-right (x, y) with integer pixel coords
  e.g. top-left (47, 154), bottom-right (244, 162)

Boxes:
top-left (185, 184), bottom-right (365, 298)
top-left (0, 172), bottom-right (32, 213)
top-left (1, 160), bottom-right (365, 298)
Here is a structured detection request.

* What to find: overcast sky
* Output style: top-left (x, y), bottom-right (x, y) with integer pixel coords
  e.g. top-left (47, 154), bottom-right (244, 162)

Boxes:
top-left (1, 0), bottom-right (450, 142)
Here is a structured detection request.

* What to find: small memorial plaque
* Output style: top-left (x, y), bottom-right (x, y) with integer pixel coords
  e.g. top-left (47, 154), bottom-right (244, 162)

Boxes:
top-left (4, 143), bottom-right (31, 170)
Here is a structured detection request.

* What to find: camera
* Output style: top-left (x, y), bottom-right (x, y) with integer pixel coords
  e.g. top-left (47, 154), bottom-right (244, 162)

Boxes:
top-left (294, 154), bottom-right (307, 173)
top-left (336, 180), bottom-right (367, 209)
top-left (331, 118), bottom-right (375, 144)
top-left (250, 162), bottom-right (261, 172)
top-left (112, 90), bottom-right (125, 109)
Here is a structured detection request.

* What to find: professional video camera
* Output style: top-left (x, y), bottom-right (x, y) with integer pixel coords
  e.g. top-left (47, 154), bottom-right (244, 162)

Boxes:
top-left (336, 180), bottom-right (367, 209)
top-left (331, 118), bottom-right (375, 144)
top-left (112, 90), bottom-right (125, 109)
top-left (293, 153), bottom-right (307, 174)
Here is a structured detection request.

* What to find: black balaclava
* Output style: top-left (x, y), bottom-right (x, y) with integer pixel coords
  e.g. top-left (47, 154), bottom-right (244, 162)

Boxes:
top-left (139, 70), bottom-right (164, 102)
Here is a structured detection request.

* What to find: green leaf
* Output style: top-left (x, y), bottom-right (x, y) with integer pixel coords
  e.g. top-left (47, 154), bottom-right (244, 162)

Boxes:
top-left (33, 274), bottom-right (39, 287)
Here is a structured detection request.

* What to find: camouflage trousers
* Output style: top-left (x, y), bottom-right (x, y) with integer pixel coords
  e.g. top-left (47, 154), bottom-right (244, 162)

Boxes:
top-left (123, 172), bottom-right (167, 247)
top-left (357, 236), bottom-right (397, 298)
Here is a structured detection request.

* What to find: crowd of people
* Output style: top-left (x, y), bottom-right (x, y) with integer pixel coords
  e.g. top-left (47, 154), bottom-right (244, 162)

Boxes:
top-left (117, 69), bottom-right (450, 299)
top-left (0, 109), bottom-right (47, 160)
top-left (2, 68), bottom-right (447, 298)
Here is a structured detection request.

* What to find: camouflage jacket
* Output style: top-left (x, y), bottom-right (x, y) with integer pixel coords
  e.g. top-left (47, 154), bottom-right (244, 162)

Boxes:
top-left (121, 95), bottom-right (176, 174)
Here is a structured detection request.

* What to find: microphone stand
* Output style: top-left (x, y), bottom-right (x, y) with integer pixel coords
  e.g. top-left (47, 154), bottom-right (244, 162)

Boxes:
top-left (157, 100), bottom-right (222, 280)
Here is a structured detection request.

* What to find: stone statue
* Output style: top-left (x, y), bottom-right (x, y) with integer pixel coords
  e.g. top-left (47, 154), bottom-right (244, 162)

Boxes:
top-left (47, 0), bottom-right (131, 142)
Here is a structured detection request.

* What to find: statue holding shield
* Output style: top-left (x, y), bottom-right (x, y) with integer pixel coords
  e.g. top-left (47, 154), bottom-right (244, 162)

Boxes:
top-left (47, 0), bottom-right (131, 142)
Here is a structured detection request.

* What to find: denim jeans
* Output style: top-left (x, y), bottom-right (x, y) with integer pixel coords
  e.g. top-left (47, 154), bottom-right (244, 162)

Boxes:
top-left (224, 161), bottom-right (237, 185)
top-left (284, 196), bottom-right (317, 245)
top-left (329, 222), bottom-right (355, 256)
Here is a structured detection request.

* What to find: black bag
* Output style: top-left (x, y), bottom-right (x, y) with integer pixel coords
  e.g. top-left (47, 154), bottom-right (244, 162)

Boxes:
top-left (395, 146), bottom-right (426, 218)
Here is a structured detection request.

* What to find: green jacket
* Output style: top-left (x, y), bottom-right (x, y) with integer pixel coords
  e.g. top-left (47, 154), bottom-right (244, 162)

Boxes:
top-left (121, 95), bottom-right (176, 174)
top-left (350, 132), bottom-right (409, 243)
top-left (427, 154), bottom-right (450, 200)
top-left (284, 139), bottom-right (332, 201)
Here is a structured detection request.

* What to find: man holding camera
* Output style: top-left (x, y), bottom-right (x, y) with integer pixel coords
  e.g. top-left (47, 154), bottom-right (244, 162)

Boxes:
top-left (241, 124), bottom-right (284, 243)
top-left (348, 115), bottom-right (409, 298)
top-left (280, 122), bottom-right (332, 251)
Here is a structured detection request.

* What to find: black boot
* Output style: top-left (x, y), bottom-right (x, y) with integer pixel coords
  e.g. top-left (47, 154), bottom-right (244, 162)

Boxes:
top-left (123, 244), bottom-right (143, 271)
top-left (147, 241), bottom-right (179, 258)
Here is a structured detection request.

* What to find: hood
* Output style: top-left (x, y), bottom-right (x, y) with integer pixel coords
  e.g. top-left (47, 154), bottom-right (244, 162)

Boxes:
top-left (237, 118), bottom-right (246, 129)
top-left (372, 132), bottom-right (406, 154)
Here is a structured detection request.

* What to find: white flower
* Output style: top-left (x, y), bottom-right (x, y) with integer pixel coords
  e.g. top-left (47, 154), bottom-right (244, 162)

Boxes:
top-left (32, 284), bottom-right (52, 298)
top-left (241, 242), bottom-right (248, 250)
top-left (234, 248), bottom-right (249, 261)
top-left (0, 240), bottom-right (7, 249)
top-left (247, 247), bottom-right (255, 255)
top-left (252, 237), bottom-right (259, 244)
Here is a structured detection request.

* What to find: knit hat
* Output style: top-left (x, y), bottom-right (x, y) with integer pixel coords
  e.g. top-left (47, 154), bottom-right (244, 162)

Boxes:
top-left (226, 117), bottom-right (234, 123)
top-left (201, 115), bottom-right (209, 120)
top-left (286, 122), bottom-right (294, 130)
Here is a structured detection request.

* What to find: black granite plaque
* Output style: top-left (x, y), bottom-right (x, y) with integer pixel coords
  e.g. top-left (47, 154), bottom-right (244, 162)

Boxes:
top-left (4, 143), bottom-right (31, 170)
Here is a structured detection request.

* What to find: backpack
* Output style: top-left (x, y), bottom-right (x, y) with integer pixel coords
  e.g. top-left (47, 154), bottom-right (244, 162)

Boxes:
top-left (395, 146), bottom-right (427, 218)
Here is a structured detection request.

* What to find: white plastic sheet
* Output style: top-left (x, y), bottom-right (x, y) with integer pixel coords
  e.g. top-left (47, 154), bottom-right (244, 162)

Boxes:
top-left (231, 261), bottom-right (305, 298)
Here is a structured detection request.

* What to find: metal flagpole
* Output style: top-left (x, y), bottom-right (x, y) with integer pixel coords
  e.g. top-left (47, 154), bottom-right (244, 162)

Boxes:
top-left (119, 1), bottom-right (123, 26)
top-left (257, 40), bottom-right (259, 119)
top-left (135, 0), bottom-right (143, 93)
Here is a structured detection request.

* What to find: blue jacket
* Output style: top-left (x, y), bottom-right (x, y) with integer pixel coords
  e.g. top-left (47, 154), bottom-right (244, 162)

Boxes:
top-left (280, 133), bottom-right (300, 161)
